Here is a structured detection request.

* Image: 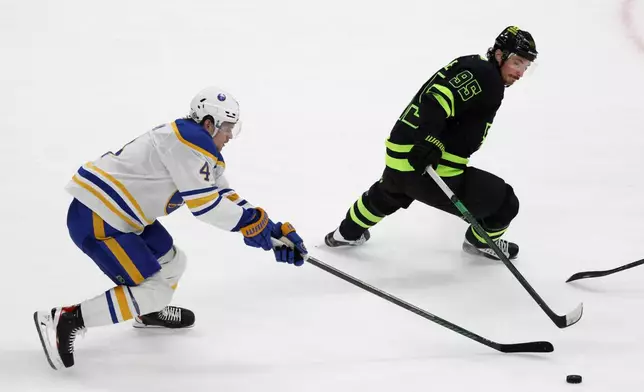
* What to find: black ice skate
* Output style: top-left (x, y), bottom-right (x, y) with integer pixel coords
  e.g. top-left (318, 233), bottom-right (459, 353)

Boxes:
top-left (33, 305), bottom-right (86, 370)
top-left (462, 228), bottom-right (519, 260)
top-left (133, 306), bottom-right (195, 329)
top-left (324, 227), bottom-right (370, 247)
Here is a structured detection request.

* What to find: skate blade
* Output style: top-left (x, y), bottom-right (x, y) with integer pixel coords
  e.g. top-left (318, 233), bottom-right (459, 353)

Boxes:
top-left (324, 233), bottom-right (348, 248)
top-left (33, 311), bottom-right (64, 370)
top-left (132, 319), bottom-right (195, 329)
top-left (462, 242), bottom-right (516, 261)
top-left (463, 242), bottom-right (497, 259)
top-left (324, 232), bottom-right (369, 248)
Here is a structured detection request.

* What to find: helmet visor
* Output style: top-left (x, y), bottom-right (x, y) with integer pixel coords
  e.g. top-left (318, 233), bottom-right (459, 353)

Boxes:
top-left (217, 120), bottom-right (243, 138)
top-left (505, 53), bottom-right (534, 73)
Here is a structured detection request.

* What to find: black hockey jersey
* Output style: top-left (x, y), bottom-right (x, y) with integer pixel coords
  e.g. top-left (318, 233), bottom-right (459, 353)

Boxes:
top-left (385, 55), bottom-right (505, 177)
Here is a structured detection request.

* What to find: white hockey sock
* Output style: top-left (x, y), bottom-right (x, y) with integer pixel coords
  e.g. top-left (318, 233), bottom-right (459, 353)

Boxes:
top-left (81, 273), bottom-right (175, 328)
top-left (81, 286), bottom-right (139, 327)
top-left (80, 246), bottom-right (187, 328)
top-left (158, 245), bottom-right (187, 290)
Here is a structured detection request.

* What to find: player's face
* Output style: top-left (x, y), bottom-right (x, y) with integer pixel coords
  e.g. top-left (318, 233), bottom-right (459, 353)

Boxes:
top-left (501, 54), bottom-right (532, 86)
top-left (213, 122), bottom-right (234, 151)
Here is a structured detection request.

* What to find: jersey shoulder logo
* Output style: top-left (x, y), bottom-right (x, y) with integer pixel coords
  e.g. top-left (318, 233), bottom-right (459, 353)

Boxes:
top-left (165, 191), bottom-right (185, 215)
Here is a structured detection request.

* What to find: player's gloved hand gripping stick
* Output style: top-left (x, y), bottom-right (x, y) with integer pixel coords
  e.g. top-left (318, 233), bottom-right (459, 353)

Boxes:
top-left (240, 207), bottom-right (306, 266)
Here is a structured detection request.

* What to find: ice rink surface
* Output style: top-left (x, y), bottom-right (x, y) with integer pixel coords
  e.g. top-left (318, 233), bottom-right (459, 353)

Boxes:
top-left (1, 0), bottom-right (644, 390)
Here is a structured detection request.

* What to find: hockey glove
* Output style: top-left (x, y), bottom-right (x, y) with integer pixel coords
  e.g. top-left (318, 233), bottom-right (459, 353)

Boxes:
top-left (271, 222), bottom-right (307, 266)
top-left (240, 207), bottom-right (274, 251)
top-left (407, 135), bottom-right (445, 173)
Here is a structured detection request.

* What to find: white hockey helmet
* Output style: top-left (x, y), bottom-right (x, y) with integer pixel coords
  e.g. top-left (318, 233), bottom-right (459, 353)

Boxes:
top-left (189, 86), bottom-right (242, 137)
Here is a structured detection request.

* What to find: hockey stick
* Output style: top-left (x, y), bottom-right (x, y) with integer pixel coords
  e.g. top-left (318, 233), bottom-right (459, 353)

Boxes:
top-left (566, 258), bottom-right (644, 283)
top-left (272, 239), bottom-right (553, 353)
top-left (426, 167), bottom-right (583, 329)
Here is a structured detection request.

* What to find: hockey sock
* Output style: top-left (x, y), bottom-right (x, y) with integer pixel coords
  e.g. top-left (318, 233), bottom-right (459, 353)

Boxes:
top-left (80, 273), bottom-right (175, 328)
top-left (80, 286), bottom-right (142, 327)
top-left (467, 224), bottom-right (509, 245)
top-left (341, 192), bottom-right (386, 240)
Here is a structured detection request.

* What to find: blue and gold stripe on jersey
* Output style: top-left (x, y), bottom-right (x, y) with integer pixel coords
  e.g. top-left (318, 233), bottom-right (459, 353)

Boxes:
top-left (218, 188), bottom-right (250, 207)
top-left (179, 185), bottom-right (251, 217)
top-left (172, 119), bottom-right (226, 168)
top-left (72, 162), bottom-right (153, 232)
top-left (180, 185), bottom-right (223, 217)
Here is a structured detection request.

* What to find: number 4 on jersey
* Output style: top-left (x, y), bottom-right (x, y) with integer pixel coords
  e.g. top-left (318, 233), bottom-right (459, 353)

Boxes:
top-left (199, 162), bottom-right (211, 181)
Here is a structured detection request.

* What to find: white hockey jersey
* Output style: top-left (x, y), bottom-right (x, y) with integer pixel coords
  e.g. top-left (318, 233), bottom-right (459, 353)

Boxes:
top-left (65, 119), bottom-right (252, 234)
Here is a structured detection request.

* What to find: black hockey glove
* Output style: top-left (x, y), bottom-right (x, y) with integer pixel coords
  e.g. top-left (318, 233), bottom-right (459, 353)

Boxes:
top-left (407, 135), bottom-right (445, 173)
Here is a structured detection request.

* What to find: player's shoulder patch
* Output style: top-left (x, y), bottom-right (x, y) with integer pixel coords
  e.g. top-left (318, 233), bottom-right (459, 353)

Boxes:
top-left (172, 119), bottom-right (223, 162)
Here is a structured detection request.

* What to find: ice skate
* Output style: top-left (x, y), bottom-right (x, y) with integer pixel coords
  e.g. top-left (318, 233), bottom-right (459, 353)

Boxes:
top-left (33, 306), bottom-right (85, 370)
top-left (462, 228), bottom-right (519, 260)
top-left (324, 227), bottom-right (370, 247)
top-left (133, 306), bottom-right (195, 329)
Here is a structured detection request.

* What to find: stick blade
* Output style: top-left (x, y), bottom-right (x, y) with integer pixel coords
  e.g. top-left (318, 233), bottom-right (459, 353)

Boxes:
top-left (566, 272), bottom-right (596, 283)
top-left (566, 259), bottom-right (644, 283)
top-left (499, 341), bottom-right (554, 353)
top-left (554, 303), bottom-right (583, 328)
top-left (566, 303), bottom-right (584, 326)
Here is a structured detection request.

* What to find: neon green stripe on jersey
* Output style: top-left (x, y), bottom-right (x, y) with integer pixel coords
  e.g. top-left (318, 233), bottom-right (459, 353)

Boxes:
top-left (442, 152), bottom-right (469, 165)
top-left (385, 155), bottom-right (415, 172)
top-left (431, 93), bottom-right (452, 118)
top-left (430, 84), bottom-right (455, 117)
top-left (435, 165), bottom-right (463, 177)
top-left (385, 139), bottom-right (413, 152)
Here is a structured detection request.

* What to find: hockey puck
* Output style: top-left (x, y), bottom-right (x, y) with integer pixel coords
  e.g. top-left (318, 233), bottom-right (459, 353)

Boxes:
top-left (566, 375), bottom-right (582, 384)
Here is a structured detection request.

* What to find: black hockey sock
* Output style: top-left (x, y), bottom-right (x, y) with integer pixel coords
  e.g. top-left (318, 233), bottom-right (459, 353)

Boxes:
top-left (339, 192), bottom-right (386, 240)
top-left (466, 224), bottom-right (509, 246)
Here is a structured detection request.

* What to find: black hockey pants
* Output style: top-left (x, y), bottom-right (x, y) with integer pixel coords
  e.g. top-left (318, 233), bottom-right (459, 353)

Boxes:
top-left (338, 167), bottom-right (519, 242)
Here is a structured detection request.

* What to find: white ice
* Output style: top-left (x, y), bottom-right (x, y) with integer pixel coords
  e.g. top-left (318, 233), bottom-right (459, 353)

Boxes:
top-left (1, 0), bottom-right (644, 391)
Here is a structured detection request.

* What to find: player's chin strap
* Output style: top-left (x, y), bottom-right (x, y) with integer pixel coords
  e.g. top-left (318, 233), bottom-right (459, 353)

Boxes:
top-left (212, 120), bottom-right (223, 137)
top-left (501, 50), bottom-right (514, 65)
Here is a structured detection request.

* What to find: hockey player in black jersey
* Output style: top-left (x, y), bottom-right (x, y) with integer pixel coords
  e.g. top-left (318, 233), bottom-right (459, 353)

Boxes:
top-left (325, 26), bottom-right (538, 260)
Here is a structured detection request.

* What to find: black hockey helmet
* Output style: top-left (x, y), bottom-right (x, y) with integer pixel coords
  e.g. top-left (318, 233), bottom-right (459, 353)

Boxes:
top-left (487, 26), bottom-right (538, 63)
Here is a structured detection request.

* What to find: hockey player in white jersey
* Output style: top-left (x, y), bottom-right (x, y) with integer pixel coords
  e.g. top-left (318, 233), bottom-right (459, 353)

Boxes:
top-left (33, 87), bottom-right (308, 370)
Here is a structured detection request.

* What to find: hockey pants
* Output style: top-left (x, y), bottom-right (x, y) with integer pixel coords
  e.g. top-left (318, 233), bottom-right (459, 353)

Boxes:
top-left (338, 167), bottom-right (519, 242)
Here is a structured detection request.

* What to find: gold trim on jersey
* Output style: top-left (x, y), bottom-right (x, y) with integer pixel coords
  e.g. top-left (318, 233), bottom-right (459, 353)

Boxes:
top-left (185, 192), bottom-right (221, 209)
top-left (73, 175), bottom-right (144, 232)
top-left (86, 162), bottom-right (153, 225)
top-left (171, 121), bottom-right (219, 162)
top-left (226, 193), bottom-right (240, 202)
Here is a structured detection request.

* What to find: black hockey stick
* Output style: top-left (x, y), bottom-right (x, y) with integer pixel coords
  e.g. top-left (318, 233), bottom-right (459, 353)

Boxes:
top-left (426, 167), bottom-right (583, 329)
top-left (307, 254), bottom-right (552, 353)
top-left (566, 258), bottom-right (644, 282)
top-left (272, 239), bottom-right (553, 353)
